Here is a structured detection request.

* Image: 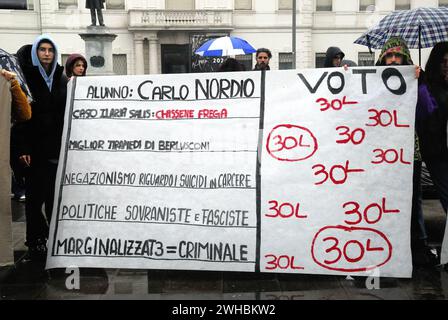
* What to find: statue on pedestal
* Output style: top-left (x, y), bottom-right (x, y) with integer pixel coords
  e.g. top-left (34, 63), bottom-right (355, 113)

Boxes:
top-left (86, 0), bottom-right (105, 27)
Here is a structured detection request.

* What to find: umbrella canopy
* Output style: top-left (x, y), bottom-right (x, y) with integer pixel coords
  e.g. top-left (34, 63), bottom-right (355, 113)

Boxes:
top-left (355, 7), bottom-right (448, 49)
top-left (0, 48), bottom-right (32, 103)
top-left (341, 59), bottom-right (358, 67)
top-left (195, 36), bottom-right (256, 57)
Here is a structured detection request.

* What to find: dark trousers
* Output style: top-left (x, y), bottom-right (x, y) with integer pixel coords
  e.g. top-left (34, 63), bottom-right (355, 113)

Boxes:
top-left (411, 160), bottom-right (428, 245)
top-left (425, 158), bottom-right (448, 214)
top-left (90, 8), bottom-right (104, 25)
top-left (24, 161), bottom-right (58, 247)
top-left (10, 156), bottom-right (26, 198)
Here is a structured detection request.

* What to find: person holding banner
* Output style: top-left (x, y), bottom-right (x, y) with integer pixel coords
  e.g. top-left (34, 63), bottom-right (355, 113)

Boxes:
top-left (1, 68), bottom-right (32, 202)
top-left (416, 42), bottom-right (448, 217)
top-left (253, 48), bottom-right (271, 71)
top-left (12, 35), bottom-right (68, 262)
top-left (1, 69), bottom-right (31, 122)
top-left (376, 37), bottom-right (438, 267)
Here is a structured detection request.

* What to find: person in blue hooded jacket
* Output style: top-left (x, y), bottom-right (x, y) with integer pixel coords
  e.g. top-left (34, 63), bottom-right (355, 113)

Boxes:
top-left (12, 35), bottom-right (67, 262)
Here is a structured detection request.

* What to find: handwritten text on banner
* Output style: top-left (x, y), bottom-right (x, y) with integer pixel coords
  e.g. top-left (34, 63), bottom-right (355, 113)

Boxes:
top-left (47, 66), bottom-right (417, 278)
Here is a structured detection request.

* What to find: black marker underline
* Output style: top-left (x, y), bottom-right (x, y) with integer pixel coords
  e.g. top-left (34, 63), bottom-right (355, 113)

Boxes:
top-left (70, 116), bottom-right (260, 121)
top-left (57, 218), bottom-right (257, 229)
top-left (74, 97), bottom-right (261, 102)
top-left (62, 184), bottom-right (256, 190)
top-left (50, 254), bottom-right (255, 263)
top-left (67, 149), bottom-right (258, 153)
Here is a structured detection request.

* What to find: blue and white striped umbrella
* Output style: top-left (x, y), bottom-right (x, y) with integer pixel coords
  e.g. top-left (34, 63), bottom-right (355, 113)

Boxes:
top-left (0, 48), bottom-right (32, 103)
top-left (354, 7), bottom-right (448, 49)
top-left (195, 36), bottom-right (256, 57)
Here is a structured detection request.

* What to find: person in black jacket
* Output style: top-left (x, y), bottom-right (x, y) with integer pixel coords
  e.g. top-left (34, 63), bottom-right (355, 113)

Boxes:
top-left (416, 42), bottom-right (448, 215)
top-left (323, 46), bottom-right (345, 68)
top-left (13, 35), bottom-right (67, 261)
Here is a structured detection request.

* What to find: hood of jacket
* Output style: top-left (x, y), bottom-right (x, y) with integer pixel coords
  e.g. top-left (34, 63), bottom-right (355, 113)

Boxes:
top-left (65, 53), bottom-right (87, 77)
top-left (376, 37), bottom-right (413, 66)
top-left (16, 44), bottom-right (33, 69)
top-left (324, 47), bottom-right (345, 67)
top-left (31, 34), bottom-right (59, 91)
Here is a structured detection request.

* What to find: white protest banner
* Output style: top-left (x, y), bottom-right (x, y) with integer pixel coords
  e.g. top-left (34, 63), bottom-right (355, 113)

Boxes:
top-left (47, 72), bottom-right (261, 272)
top-left (261, 67), bottom-right (416, 277)
top-left (47, 66), bottom-right (417, 278)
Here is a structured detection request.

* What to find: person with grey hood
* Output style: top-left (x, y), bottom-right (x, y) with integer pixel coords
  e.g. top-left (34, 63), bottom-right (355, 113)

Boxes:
top-left (323, 46), bottom-right (345, 68)
top-left (12, 34), bottom-right (67, 262)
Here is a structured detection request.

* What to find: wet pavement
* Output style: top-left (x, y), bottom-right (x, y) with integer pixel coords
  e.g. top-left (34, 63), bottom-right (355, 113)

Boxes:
top-left (1, 199), bottom-right (448, 301)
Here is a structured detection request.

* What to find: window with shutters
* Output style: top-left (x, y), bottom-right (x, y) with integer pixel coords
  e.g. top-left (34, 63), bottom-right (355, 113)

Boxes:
top-left (315, 52), bottom-right (326, 67)
top-left (316, 0), bottom-right (332, 11)
top-left (359, 0), bottom-right (375, 11)
top-left (0, 0), bottom-right (35, 10)
top-left (358, 52), bottom-right (375, 66)
top-left (279, 0), bottom-right (292, 10)
top-left (235, 54), bottom-right (253, 71)
top-left (279, 52), bottom-right (293, 70)
top-left (395, 0), bottom-right (410, 10)
top-left (235, 0), bottom-right (252, 10)
top-left (166, 0), bottom-right (194, 10)
top-left (106, 0), bottom-right (125, 10)
top-left (113, 54), bottom-right (128, 75)
top-left (58, 0), bottom-right (77, 9)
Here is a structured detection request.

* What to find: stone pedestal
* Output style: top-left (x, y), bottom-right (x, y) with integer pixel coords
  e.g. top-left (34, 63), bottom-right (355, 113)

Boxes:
top-left (80, 27), bottom-right (117, 76)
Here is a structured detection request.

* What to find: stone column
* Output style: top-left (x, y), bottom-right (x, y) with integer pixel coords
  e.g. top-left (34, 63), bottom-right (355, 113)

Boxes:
top-left (148, 35), bottom-right (159, 74)
top-left (79, 27), bottom-right (118, 76)
top-left (297, 0), bottom-right (314, 69)
top-left (134, 37), bottom-right (145, 75)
